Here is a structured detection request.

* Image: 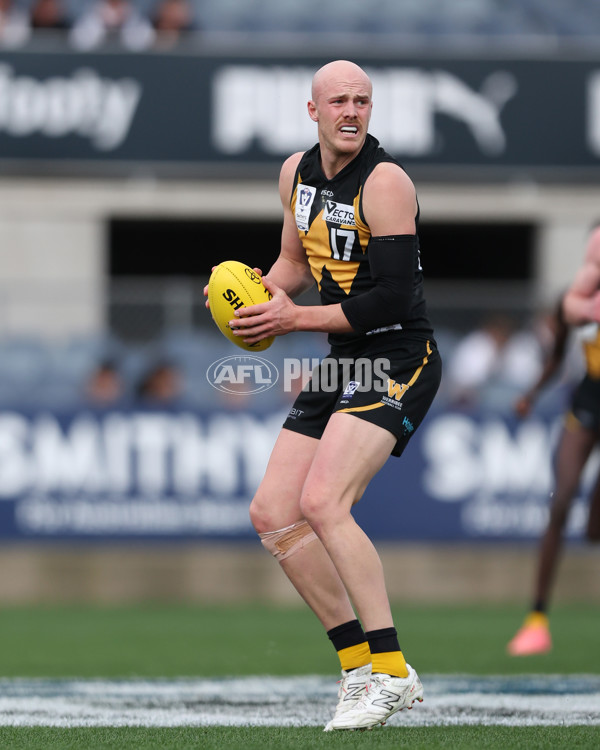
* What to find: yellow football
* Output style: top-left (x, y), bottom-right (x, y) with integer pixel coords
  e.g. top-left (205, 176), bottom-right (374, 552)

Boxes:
top-left (207, 261), bottom-right (274, 351)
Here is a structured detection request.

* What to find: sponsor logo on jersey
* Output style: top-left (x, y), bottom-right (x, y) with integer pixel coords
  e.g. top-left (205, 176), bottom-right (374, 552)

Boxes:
top-left (295, 185), bottom-right (317, 231)
top-left (323, 200), bottom-right (355, 227)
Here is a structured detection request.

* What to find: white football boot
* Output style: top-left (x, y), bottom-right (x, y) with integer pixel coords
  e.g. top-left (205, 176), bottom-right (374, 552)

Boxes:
top-left (326, 664), bottom-right (423, 730)
top-left (323, 663), bottom-right (372, 732)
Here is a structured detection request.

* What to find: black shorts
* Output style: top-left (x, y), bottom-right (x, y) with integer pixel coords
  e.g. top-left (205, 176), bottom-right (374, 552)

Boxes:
top-left (569, 375), bottom-right (600, 432)
top-left (283, 336), bottom-right (442, 457)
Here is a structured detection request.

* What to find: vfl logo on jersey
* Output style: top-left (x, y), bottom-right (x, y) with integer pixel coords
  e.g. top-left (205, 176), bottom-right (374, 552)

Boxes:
top-left (295, 184), bottom-right (317, 232)
top-left (324, 200), bottom-right (355, 227)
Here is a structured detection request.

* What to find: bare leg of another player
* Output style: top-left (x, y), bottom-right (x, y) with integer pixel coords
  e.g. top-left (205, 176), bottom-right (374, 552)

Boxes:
top-left (586, 468), bottom-right (600, 542)
top-left (508, 420), bottom-right (598, 655)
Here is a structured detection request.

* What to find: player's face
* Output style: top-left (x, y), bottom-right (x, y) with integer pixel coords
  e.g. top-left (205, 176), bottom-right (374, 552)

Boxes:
top-left (309, 74), bottom-right (372, 160)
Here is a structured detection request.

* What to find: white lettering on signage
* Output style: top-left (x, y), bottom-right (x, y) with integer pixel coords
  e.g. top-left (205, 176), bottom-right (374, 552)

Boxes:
top-left (0, 64), bottom-right (141, 150)
top-left (421, 413), bottom-right (556, 501)
top-left (420, 412), bottom-right (596, 538)
top-left (212, 66), bottom-right (517, 157)
top-left (0, 410), bottom-right (283, 499)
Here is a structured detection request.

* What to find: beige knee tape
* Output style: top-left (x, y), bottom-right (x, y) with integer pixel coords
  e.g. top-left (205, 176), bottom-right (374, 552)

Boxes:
top-left (259, 520), bottom-right (318, 561)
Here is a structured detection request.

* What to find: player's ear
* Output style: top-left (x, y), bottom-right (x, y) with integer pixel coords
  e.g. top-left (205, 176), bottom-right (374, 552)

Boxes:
top-left (307, 100), bottom-right (318, 122)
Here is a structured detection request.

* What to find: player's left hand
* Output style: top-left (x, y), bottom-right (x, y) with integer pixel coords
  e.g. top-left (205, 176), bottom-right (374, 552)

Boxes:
top-left (228, 276), bottom-right (297, 344)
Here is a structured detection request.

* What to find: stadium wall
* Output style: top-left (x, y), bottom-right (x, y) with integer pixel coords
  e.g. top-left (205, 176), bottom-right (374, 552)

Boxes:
top-left (0, 542), bottom-right (598, 606)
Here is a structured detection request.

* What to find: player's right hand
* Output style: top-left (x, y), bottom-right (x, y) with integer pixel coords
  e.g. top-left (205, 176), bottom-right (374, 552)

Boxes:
top-left (204, 266), bottom-right (217, 309)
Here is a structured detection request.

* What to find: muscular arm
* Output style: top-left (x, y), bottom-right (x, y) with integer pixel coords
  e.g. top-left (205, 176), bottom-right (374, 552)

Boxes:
top-left (563, 227), bottom-right (600, 325)
top-left (361, 161), bottom-right (417, 236)
top-left (262, 154), bottom-right (316, 299)
top-left (514, 297), bottom-right (569, 417)
top-left (339, 163), bottom-right (419, 332)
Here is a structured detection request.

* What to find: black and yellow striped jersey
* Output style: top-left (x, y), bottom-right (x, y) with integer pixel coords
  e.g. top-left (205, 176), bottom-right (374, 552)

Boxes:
top-left (581, 324), bottom-right (600, 379)
top-left (290, 133), bottom-right (432, 348)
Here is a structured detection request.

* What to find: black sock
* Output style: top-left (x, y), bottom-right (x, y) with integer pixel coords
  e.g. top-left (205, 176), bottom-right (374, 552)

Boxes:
top-left (365, 626), bottom-right (401, 654)
top-left (327, 619), bottom-right (367, 652)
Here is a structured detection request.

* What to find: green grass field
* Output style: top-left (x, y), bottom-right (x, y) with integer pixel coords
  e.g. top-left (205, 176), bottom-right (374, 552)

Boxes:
top-left (0, 602), bottom-right (598, 749)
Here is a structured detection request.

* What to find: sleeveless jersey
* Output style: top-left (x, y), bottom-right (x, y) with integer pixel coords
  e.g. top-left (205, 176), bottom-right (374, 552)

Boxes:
top-left (581, 323), bottom-right (600, 379)
top-left (290, 134), bottom-right (433, 348)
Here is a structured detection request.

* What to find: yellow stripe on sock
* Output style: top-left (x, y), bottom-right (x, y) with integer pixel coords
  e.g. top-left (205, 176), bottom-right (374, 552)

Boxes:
top-left (371, 650), bottom-right (408, 678)
top-left (337, 642), bottom-right (371, 671)
top-left (524, 612), bottom-right (549, 629)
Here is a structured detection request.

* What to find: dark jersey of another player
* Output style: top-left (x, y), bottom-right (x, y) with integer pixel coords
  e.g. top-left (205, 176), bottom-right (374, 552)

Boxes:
top-left (290, 133), bottom-right (433, 348)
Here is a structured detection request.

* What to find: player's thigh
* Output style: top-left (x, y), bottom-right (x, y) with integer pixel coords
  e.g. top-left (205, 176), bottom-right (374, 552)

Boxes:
top-left (249, 427), bottom-right (319, 532)
top-left (300, 412), bottom-right (396, 523)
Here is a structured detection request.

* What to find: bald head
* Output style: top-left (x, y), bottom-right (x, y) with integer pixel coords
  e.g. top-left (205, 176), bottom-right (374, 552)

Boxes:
top-left (311, 60), bottom-right (372, 104)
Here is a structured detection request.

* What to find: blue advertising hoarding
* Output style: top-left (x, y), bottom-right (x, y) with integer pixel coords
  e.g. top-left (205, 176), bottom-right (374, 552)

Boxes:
top-left (0, 404), bottom-right (593, 543)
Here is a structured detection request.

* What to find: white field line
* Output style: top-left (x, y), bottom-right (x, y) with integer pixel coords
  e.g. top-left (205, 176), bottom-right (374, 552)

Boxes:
top-left (0, 675), bottom-right (598, 728)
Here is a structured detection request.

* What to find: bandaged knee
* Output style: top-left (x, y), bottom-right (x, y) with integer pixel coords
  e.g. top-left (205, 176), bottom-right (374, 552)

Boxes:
top-left (259, 519), bottom-right (318, 561)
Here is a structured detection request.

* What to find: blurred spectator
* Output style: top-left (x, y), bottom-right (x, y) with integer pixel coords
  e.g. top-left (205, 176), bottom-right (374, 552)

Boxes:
top-left (0, 0), bottom-right (30, 47)
top-left (69, 0), bottom-right (154, 50)
top-left (151, 0), bottom-right (196, 48)
top-left (85, 358), bottom-right (125, 405)
top-left (444, 313), bottom-right (513, 406)
top-left (444, 313), bottom-right (543, 408)
top-left (30, 0), bottom-right (70, 31)
top-left (136, 359), bottom-right (182, 405)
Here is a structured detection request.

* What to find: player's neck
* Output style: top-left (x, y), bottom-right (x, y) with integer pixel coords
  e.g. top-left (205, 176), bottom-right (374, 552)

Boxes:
top-left (319, 150), bottom-right (356, 180)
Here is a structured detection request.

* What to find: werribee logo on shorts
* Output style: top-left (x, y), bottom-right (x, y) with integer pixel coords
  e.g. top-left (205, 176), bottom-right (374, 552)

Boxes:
top-left (382, 378), bottom-right (409, 410)
top-left (207, 355), bottom-right (279, 395)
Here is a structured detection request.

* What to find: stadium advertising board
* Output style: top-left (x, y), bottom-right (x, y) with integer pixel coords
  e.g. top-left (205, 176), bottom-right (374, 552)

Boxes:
top-left (0, 52), bottom-right (600, 179)
top-left (0, 406), bottom-right (593, 542)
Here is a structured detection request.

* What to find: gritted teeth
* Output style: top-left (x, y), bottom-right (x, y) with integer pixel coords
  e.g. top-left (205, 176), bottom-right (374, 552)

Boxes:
top-left (340, 126), bottom-right (357, 133)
